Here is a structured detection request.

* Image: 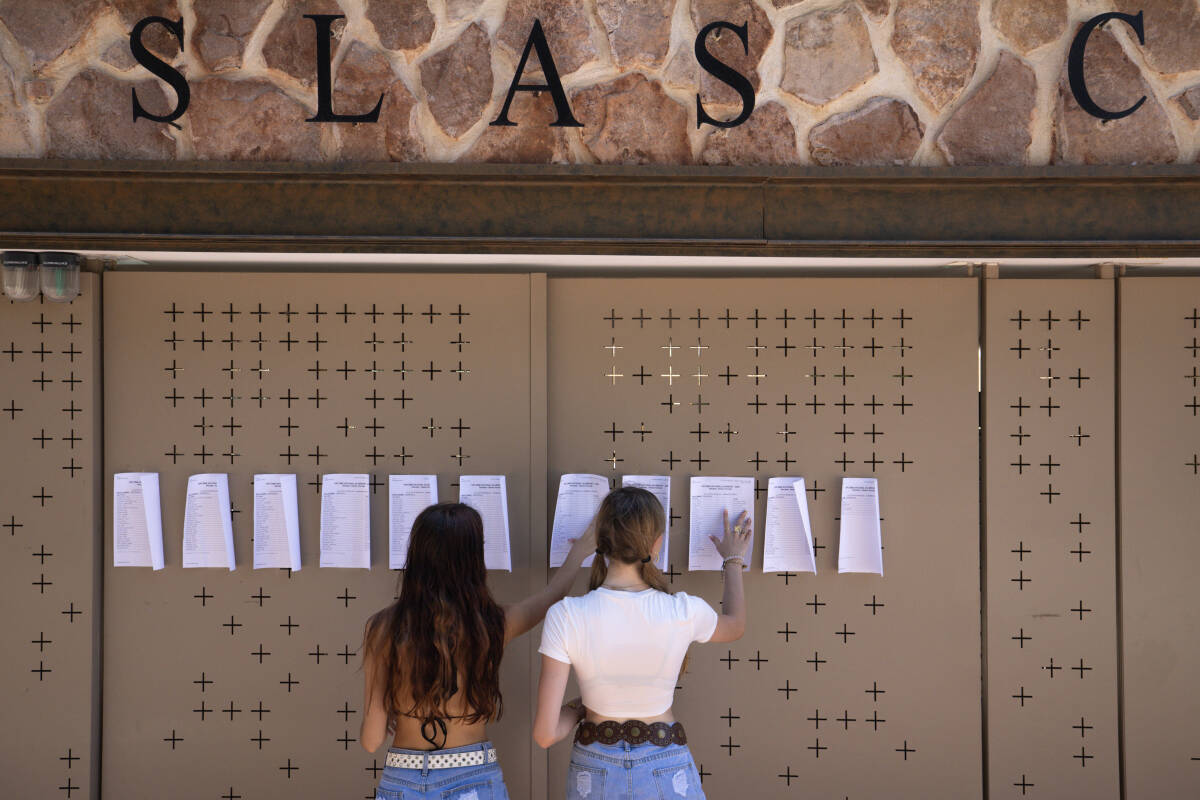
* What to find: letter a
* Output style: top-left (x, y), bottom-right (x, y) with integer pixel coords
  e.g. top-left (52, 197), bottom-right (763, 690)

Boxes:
top-left (491, 19), bottom-right (582, 128)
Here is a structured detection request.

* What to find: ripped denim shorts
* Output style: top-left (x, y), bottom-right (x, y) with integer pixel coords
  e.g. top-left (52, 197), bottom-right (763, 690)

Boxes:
top-left (375, 742), bottom-right (509, 800)
top-left (566, 740), bottom-right (706, 800)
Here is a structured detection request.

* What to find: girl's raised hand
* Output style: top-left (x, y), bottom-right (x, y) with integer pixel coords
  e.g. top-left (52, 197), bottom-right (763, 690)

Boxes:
top-left (710, 509), bottom-right (751, 560)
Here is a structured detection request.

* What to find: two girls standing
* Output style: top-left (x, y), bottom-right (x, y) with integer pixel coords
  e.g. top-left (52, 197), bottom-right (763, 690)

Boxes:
top-left (361, 489), bottom-right (750, 799)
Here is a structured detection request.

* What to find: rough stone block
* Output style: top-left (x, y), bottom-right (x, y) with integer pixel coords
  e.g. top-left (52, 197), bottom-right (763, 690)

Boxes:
top-left (937, 51), bottom-right (1036, 165)
top-left (46, 69), bottom-right (174, 159)
top-left (420, 22), bottom-right (493, 139)
top-left (0, 0), bottom-right (103, 68)
top-left (572, 73), bottom-right (692, 164)
top-left (366, 0), bottom-right (435, 53)
top-left (699, 102), bottom-right (799, 165)
top-left (781, 4), bottom-right (877, 106)
top-left (808, 96), bottom-right (924, 166)
top-left (189, 77), bottom-right (323, 161)
top-left (596, 0), bottom-right (674, 70)
top-left (892, 0), bottom-right (980, 110)
top-left (991, 0), bottom-right (1067, 54)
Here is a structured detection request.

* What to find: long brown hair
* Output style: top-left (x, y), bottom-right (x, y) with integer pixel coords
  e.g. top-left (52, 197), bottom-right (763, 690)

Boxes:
top-left (588, 487), bottom-right (670, 594)
top-left (363, 503), bottom-right (506, 728)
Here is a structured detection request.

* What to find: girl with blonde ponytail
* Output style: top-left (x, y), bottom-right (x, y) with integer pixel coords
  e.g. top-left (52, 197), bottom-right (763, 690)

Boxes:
top-left (533, 487), bottom-right (751, 799)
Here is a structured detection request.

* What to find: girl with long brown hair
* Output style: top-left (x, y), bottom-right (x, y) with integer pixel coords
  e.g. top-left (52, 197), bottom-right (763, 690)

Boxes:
top-left (533, 487), bottom-right (751, 800)
top-left (361, 502), bottom-right (595, 800)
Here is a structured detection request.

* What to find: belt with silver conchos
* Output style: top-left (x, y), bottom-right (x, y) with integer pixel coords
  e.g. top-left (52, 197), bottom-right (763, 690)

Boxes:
top-left (575, 720), bottom-right (687, 747)
top-left (385, 747), bottom-right (498, 770)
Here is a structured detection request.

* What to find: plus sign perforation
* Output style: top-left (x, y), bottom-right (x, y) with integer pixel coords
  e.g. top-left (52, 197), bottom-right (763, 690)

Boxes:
top-left (102, 273), bottom-right (537, 800)
top-left (548, 278), bottom-right (980, 798)
top-left (0, 276), bottom-right (98, 798)
top-left (985, 280), bottom-right (1118, 798)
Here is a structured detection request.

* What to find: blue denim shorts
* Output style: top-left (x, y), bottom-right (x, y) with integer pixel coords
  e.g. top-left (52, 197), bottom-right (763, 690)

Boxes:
top-left (566, 740), bottom-right (706, 800)
top-left (375, 741), bottom-right (509, 800)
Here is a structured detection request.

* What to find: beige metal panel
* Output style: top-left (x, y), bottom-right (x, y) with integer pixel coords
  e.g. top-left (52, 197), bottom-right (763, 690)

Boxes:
top-left (1119, 278), bottom-right (1200, 798)
top-left (547, 278), bottom-right (981, 799)
top-left (102, 273), bottom-right (537, 799)
top-left (0, 276), bottom-right (100, 799)
top-left (984, 280), bottom-right (1119, 798)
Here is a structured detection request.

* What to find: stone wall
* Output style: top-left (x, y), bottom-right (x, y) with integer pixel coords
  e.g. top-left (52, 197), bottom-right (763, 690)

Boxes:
top-left (0, 0), bottom-right (1197, 166)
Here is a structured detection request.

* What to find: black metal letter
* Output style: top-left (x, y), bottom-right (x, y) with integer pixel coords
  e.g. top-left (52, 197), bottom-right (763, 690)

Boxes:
top-left (305, 14), bottom-right (382, 123)
top-left (694, 21), bottom-right (756, 129)
top-left (491, 19), bottom-right (581, 128)
top-left (130, 16), bottom-right (189, 128)
top-left (1068, 11), bottom-right (1146, 120)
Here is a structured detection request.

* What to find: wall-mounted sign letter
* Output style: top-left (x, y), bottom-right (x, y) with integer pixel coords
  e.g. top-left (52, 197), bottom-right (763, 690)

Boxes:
top-left (305, 14), bottom-right (383, 123)
top-left (130, 16), bottom-right (189, 129)
top-left (491, 19), bottom-right (582, 128)
top-left (695, 21), bottom-right (756, 129)
top-left (1068, 11), bottom-right (1147, 120)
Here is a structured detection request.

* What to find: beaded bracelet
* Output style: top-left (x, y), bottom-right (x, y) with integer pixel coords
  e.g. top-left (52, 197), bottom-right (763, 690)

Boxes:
top-left (721, 555), bottom-right (745, 569)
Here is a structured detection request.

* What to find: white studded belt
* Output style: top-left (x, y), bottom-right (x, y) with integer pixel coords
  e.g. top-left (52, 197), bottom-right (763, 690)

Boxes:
top-left (385, 747), bottom-right (498, 770)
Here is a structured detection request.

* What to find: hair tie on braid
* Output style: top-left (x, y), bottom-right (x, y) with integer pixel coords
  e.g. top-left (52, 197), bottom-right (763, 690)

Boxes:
top-left (595, 548), bottom-right (604, 556)
top-left (640, 555), bottom-right (651, 563)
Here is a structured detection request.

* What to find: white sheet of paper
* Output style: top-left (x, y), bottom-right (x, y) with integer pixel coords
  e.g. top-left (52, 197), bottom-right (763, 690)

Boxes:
top-left (549, 474), bottom-right (608, 568)
top-left (620, 475), bottom-right (671, 572)
top-left (319, 474), bottom-right (371, 569)
top-left (837, 477), bottom-right (883, 575)
top-left (253, 474), bottom-right (301, 571)
top-left (182, 473), bottom-right (236, 570)
top-left (688, 476), bottom-right (755, 571)
top-left (113, 472), bottom-right (164, 570)
top-left (459, 475), bottom-right (512, 572)
top-left (389, 475), bottom-right (438, 569)
top-left (763, 477), bottom-right (817, 573)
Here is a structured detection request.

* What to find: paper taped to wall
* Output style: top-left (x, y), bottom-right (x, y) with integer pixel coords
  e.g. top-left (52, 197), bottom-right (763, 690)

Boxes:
top-left (550, 473), bottom-right (608, 568)
top-left (838, 477), bottom-right (883, 575)
top-left (113, 472), bottom-right (164, 570)
top-left (763, 476), bottom-right (817, 574)
top-left (319, 474), bottom-right (371, 569)
top-left (182, 473), bottom-right (236, 570)
top-left (688, 476), bottom-right (754, 571)
top-left (253, 474), bottom-right (301, 571)
top-left (459, 475), bottom-right (512, 571)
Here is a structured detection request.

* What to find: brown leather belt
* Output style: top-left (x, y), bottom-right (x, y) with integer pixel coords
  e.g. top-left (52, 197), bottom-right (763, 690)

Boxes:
top-left (574, 720), bottom-right (687, 747)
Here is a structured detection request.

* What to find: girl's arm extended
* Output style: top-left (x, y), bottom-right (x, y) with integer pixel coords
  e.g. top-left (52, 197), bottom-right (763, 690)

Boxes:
top-left (503, 524), bottom-right (596, 643)
top-left (707, 509), bottom-right (751, 643)
top-left (533, 655), bottom-right (584, 748)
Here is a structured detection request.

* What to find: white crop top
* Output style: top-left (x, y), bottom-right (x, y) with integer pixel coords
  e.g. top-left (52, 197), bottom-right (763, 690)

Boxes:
top-left (538, 587), bottom-right (719, 718)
